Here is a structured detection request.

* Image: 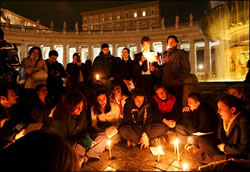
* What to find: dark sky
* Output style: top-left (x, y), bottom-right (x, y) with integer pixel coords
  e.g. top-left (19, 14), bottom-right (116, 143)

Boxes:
top-left (0, 0), bottom-right (210, 30)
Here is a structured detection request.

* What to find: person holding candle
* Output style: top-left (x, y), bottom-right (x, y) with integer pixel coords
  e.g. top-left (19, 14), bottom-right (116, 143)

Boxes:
top-left (194, 95), bottom-right (249, 164)
top-left (90, 88), bottom-right (121, 157)
top-left (175, 92), bottom-right (218, 153)
top-left (133, 36), bottom-right (161, 99)
top-left (119, 88), bottom-right (166, 148)
top-left (92, 43), bottom-right (116, 95)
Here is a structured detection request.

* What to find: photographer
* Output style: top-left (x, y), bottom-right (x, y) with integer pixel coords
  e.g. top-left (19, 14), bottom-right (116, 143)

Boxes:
top-left (66, 53), bottom-right (85, 91)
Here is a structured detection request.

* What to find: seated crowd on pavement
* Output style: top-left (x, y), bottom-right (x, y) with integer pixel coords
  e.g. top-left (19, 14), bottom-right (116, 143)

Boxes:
top-left (0, 30), bottom-right (249, 171)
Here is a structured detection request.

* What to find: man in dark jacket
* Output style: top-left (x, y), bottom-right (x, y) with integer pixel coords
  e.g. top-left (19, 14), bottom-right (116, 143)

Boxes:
top-left (134, 36), bottom-right (160, 99)
top-left (92, 43), bottom-right (116, 93)
top-left (154, 35), bottom-right (191, 115)
top-left (119, 89), bottom-right (166, 148)
top-left (46, 50), bottom-right (66, 102)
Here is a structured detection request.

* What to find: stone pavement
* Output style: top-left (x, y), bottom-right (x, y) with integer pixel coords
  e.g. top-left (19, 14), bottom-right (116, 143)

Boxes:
top-left (81, 139), bottom-right (204, 171)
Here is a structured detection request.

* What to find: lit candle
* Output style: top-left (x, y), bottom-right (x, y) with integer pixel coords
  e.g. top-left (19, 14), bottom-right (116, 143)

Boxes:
top-left (182, 163), bottom-right (188, 171)
top-left (157, 145), bottom-right (162, 162)
top-left (95, 74), bottom-right (100, 80)
top-left (107, 140), bottom-right (112, 159)
top-left (174, 139), bottom-right (180, 161)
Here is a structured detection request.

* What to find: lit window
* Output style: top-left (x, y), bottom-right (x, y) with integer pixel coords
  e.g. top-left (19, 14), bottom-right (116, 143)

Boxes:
top-left (117, 15), bottom-right (120, 20)
top-left (134, 12), bottom-right (137, 18)
top-left (142, 11), bottom-right (146, 17)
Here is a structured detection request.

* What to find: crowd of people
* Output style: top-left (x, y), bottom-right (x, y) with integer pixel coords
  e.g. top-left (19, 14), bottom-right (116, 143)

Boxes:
top-left (0, 26), bottom-right (249, 171)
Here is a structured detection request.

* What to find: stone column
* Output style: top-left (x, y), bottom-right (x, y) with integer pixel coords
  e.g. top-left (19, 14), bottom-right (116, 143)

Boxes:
top-left (20, 43), bottom-right (26, 61)
top-left (204, 37), bottom-right (211, 79)
top-left (136, 43), bottom-right (141, 53)
top-left (50, 44), bottom-right (54, 51)
top-left (88, 45), bottom-right (93, 61)
top-left (63, 44), bottom-right (68, 68)
top-left (112, 44), bottom-right (117, 56)
top-left (189, 39), bottom-right (196, 74)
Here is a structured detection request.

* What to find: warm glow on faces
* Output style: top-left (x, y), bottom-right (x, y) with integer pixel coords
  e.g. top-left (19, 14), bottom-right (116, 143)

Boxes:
top-left (217, 101), bottom-right (234, 121)
top-left (133, 96), bottom-right (144, 108)
top-left (73, 101), bottom-right (83, 115)
top-left (156, 87), bottom-right (167, 101)
top-left (97, 94), bottom-right (107, 108)
top-left (142, 41), bottom-right (151, 51)
top-left (112, 85), bottom-right (122, 96)
top-left (122, 49), bottom-right (129, 60)
top-left (228, 88), bottom-right (242, 99)
top-left (167, 38), bottom-right (178, 49)
top-left (37, 86), bottom-right (48, 98)
top-left (102, 48), bottom-right (109, 55)
top-left (30, 49), bottom-right (40, 59)
top-left (49, 55), bottom-right (58, 64)
top-left (72, 56), bottom-right (78, 63)
top-left (187, 98), bottom-right (200, 111)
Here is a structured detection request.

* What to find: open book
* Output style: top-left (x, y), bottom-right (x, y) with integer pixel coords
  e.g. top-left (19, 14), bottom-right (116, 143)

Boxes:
top-left (192, 131), bottom-right (214, 136)
top-left (150, 147), bottom-right (165, 155)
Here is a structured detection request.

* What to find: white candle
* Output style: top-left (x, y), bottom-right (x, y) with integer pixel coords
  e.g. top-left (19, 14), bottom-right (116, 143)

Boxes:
top-left (174, 139), bottom-right (180, 161)
top-left (182, 163), bottom-right (188, 171)
top-left (157, 145), bottom-right (162, 162)
top-left (107, 140), bottom-right (112, 159)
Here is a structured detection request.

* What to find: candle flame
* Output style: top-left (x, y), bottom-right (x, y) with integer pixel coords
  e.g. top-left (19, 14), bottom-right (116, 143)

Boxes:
top-left (174, 138), bottom-right (179, 145)
top-left (96, 74), bottom-right (100, 80)
top-left (183, 163), bottom-right (188, 171)
top-left (107, 140), bottom-right (111, 146)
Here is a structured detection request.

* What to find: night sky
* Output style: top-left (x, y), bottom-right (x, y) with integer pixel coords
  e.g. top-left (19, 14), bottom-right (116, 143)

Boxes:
top-left (0, 0), bottom-right (210, 30)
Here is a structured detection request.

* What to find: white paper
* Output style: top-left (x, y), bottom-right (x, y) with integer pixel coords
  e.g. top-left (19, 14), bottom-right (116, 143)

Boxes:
top-left (192, 131), bottom-right (214, 136)
top-left (150, 147), bottom-right (165, 155)
top-left (105, 126), bottom-right (118, 139)
top-left (143, 52), bottom-right (158, 63)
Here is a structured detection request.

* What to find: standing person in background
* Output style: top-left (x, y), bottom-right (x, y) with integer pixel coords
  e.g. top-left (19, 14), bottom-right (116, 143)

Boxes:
top-left (0, 28), bottom-right (20, 89)
top-left (154, 35), bottom-right (190, 114)
top-left (21, 46), bottom-right (48, 89)
top-left (92, 43), bottom-right (116, 94)
top-left (83, 59), bottom-right (93, 87)
top-left (66, 53), bottom-right (85, 92)
top-left (133, 36), bottom-right (161, 99)
top-left (45, 50), bottom-right (66, 103)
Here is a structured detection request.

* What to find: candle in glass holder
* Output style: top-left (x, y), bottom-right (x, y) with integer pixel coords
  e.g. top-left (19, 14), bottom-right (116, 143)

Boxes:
top-left (107, 140), bottom-right (112, 159)
top-left (95, 74), bottom-right (100, 80)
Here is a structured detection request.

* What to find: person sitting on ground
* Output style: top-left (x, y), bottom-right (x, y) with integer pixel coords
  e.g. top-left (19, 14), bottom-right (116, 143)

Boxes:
top-left (29, 84), bottom-right (56, 125)
top-left (151, 82), bottom-right (180, 129)
top-left (0, 129), bottom-right (80, 171)
top-left (109, 82), bottom-right (128, 121)
top-left (194, 95), bottom-right (249, 164)
top-left (175, 92), bottom-right (218, 152)
top-left (90, 88), bottom-right (121, 158)
top-left (48, 91), bottom-right (97, 164)
top-left (119, 88), bottom-right (167, 148)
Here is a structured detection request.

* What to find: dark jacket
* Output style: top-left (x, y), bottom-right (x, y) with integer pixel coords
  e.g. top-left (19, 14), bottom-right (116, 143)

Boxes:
top-left (117, 57), bottom-right (135, 81)
top-left (181, 102), bottom-right (219, 133)
top-left (122, 97), bottom-right (153, 135)
top-left (159, 46), bottom-right (190, 86)
top-left (92, 52), bottom-right (115, 80)
top-left (217, 112), bottom-right (249, 158)
top-left (66, 62), bottom-right (85, 85)
top-left (48, 112), bottom-right (93, 148)
top-left (46, 60), bottom-right (66, 88)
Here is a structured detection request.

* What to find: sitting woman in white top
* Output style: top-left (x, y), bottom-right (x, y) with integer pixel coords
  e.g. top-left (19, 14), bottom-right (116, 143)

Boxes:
top-left (90, 88), bottom-right (121, 157)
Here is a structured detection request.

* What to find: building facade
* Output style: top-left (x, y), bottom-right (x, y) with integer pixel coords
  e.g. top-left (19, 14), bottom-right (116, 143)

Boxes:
top-left (0, 2), bottom-right (221, 81)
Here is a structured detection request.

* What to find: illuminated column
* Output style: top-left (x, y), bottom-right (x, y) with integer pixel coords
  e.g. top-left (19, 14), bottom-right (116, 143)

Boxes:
top-left (88, 45), bottom-right (93, 61)
top-left (204, 37), bottom-right (211, 78)
top-left (189, 39), bottom-right (195, 74)
top-left (112, 44), bottom-right (117, 56)
top-left (162, 41), bottom-right (167, 53)
top-left (50, 44), bottom-right (54, 51)
top-left (20, 43), bottom-right (26, 61)
top-left (63, 44), bottom-right (68, 68)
